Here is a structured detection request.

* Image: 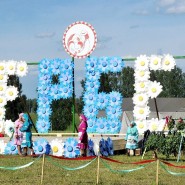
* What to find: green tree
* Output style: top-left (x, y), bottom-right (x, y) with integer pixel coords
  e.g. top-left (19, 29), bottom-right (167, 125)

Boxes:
top-left (5, 75), bottom-right (27, 121)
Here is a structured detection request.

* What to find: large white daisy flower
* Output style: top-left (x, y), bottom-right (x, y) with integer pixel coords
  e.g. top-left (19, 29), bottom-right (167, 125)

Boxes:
top-left (133, 106), bottom-right (150, 120)
top-left (158, 119), bottom-right (166, 131)
top-left (0, 107), bottom-right (6, 120)
top-left (134, 55), bottom-right (149, 70)
top-left (134, 70), bottom-right (150, 81)
top-left (16, 61), bottom-right (28, 77)
top-left (4, 120), bottom-right (14, 137)
top-left (0, 74), bottom-right (8, 83)
top-left (132, 93), bottom-right (149, 106)
top-left (0, 83), bottom-right (7, 95)
top-left (50, 139), bottom-right (64, 156)
top-left (134, 81), bottom-right (149, 93)
top-left (0, 96), bottom-right (7, 107)
top-left (6, 60), bottom-right (17, 75)
top-left (161, 54), bottom-right (176, 71)
top-left (148, 118), bottom-right (160, 132)
top-left (5, 86), bottom-right (18, 101)
top-left (135, 119), bottom-right (148, 134)
top-left (149, 55), bottom-right (162, 71)
top-left (0, 61), bottom-right (7, 74)
top-left (148, 81), bottom-right (162, 98)
top-left (0, 120), bottom-right (5, 132)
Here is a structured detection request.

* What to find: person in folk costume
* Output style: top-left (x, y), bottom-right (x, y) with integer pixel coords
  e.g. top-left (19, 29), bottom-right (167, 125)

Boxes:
top-left (125, 121), bottom-right (139, 156)
top-left (14, 113), bottom-right (24, 156)
top-left (20, 113), bottom-right (35, 156)
top-left (77, 114), bottom-right (88, 157)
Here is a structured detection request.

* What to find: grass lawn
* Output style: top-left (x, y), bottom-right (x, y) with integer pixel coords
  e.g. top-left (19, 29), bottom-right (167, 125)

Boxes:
top-left (1, 152), bottom-right (185, 185)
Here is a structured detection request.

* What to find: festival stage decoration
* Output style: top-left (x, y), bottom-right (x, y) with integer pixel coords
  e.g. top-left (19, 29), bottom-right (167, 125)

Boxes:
top-left (4, 120), bottom-right (15, 137)
top-left (33, 138), bottom-right (51, 155)
top-left (36, 58), bottom-right (73, 133)
top-left (0, 140), bottom-right (6, 154)
top-left (133, 54), bottom-right (176, 134)
top-left (88, 139), bottom-right (95, 156)
top-left (0, 61), bottom-right (28, 135)
top-left (63, 21), bottom-right (97, 59)
top-left (64, 138), bottom-right (80, 158)
top-left (4, 140), bottom-right (18, 155)
top-left (99, 137), bottom-right (114, 157)
top-left (50, 139), bottom-right (64, 156)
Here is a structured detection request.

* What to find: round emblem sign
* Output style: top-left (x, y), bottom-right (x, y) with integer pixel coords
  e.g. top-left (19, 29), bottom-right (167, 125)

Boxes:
top-left (63, 21), bottom-right (97, 59)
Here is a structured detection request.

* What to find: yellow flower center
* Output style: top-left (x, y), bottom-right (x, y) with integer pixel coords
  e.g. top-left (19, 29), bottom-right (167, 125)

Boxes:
top-left (9, 91), bottom-right (13, 96)
top-left (139, 109), bottom-right (144, 114)
top-left (19, 66), bottom-right (24, 71)
top-left (140, 82), bottom-right (145, 88)
top-left (138, 96), bottom-right (143, 101)
top-left (9, 65), bottom-right (14, 70)
top-left (138, 123), bottom-right (144, 129)
top-left (153, 59), bottom-right (158, 65)
top-left (152, 124), bottom-right (157, 131)
top-left (152, 88), bottom-right (157, 93)
top-left (0, 66), bottom-right (4, 70)
top-left (0, 86), bottom-right (3, 91)
top-left (0, 75), bottom-right (4, 80)
top-left (165, 60), bottom-right (170, 65)
top-left (140, 61), bottom-right (145, 66)
top-left (0, 98), bottom-right (3, 103)
top-left (52, 146), bottom-right (58, 153)
top-left (139, 71), bottom-right (145, 77)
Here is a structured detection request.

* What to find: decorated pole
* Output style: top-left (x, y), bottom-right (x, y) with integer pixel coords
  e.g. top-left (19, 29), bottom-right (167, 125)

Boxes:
top-left (40, 154), bottom-right (45, 185)
top-left (63, 21), bottom-right (97, 132)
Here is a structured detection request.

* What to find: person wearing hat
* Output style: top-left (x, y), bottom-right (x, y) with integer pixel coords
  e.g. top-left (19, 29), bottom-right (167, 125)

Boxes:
top-left (77, 114), bottom-right (88, 157)
top-left (125, 121), bottom-right (138, 156)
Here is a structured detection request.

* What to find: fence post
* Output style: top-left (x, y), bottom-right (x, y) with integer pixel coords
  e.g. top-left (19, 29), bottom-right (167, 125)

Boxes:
top-left (96, 146), bottom-right (100, 185)
top-left (41, 154), bottom-right (45, 185)
top-left (156, 159), bottom-right (159, 185)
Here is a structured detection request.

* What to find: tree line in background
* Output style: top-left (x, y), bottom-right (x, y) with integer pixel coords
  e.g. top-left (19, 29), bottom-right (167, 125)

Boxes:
top-left (5, 66), bottom-right (185, 131)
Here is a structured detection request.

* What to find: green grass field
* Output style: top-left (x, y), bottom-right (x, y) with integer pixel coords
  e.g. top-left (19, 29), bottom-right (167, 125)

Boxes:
top-left (1, 152), bottom-right (185, 185)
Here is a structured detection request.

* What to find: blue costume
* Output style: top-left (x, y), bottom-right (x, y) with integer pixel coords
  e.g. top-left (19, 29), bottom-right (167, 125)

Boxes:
top-left (20, 113), bottom-right (33, 148)
top-left (125, 122), bottom-right (138, 150)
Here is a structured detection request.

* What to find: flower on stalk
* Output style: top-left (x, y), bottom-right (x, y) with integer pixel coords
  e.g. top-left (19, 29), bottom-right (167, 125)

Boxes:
top-left (5, 86), bottom-right (18, 101)
top-left (134, 55), bottom-right (149, 70)
top-left (4, 120), bottom-right (14, 137)
top-left (6, 60), bottom-right (17, 75)
top-left (16, 61), bottom-right (28, 77)
top-left (4, 140), bottom-right (18, 155)
top-left (148, 81), bottom-right (162, 98)
top-left (33, 138), bottom-right (50, 155)
top-left (64, 138), bottom-right (80, 158)
top-left (161, 54), bottom-right (176, 71)
top-left (149, 55), bottom-right (162, 70)
top-left (133, 106), bottom-right (150, 120)
top-left (134, 70), bottom-right (150, 81)
top-left (50, 139), bottom-right (64, 156)
top-left (133, 93), bottom-right (149, 106)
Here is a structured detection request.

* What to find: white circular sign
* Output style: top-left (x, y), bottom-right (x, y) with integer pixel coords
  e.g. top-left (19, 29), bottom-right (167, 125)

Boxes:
top-left (63, 21), bottom-right (97, 59)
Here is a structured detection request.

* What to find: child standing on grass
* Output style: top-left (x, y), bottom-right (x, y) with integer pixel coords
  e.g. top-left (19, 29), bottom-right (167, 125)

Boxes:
top-left (14, 113), bottom-right (24, 156)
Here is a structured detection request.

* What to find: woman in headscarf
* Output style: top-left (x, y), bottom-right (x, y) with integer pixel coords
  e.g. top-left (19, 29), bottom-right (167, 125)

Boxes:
top-left (14, 113), bottom-right (24, 156)
top-left (77, 114), bottom-right (88, 157)
top-left (20, 113), bottom-right (35, 156)
top-left (125, 121), bottom-right (139, 156)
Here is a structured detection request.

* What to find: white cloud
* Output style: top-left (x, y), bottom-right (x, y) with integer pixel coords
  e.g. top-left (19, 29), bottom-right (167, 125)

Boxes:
top-left (35, 32), bottom-right (55, 39)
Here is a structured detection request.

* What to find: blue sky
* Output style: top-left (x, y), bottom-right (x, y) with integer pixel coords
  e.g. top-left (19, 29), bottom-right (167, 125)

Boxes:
top-left (0, 0), bottom-right (185, 98)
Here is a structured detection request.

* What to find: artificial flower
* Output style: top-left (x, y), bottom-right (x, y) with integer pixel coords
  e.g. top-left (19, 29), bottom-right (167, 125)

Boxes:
top-left (39, 59), bottom-right (51, 74)
top-left (109, 57), bottom-right (124, 72)
top-left (132, 93), bottom-right (149, 106)
top-left (5, 86), bottom-right (18, 101)
top-left (50, 139), bottom-right (64, 156)
top-left (16, 61), bottom-right (28, 77)
top-left (33, 138), bottom-right (50, 154)
top-left (134, 55), bottom-right (149, 70)
top-left (109, 91), bottom-right (122, 107)
top-left (148, 118), bottom-right (160, 132)
top-left (148, 81), bottom-right (162, 98)
top-left (50, 59), bottom-right (61, 75)
top-left (0, 140), bottom-right (6, 154)
top-left (134, 70), bottom-right (150, 81)
top-left (6, 60), bottom-right (17, 75)
top-left (36, 118), bottom-right (51, 133)
top-left (0, 96), bottom-right (7, 107)
top-left (135, 119), bottom-right (148, 134)
top-left (149, 55), bottom-right (162, 70)
top-left (0, 120), bottom-right (5, 132)
top-left (83, 105), bottom-right (98, 119)
top-left (83, 92), bottom-right (97, 105)
top-left (85, 70), bottom-right (100, 82)
top-left (85, 80), bottom-right (100, 93)
top-left (4, 140), bottom-right (18, 155)
top-left (106, 106), bottom-right (122, 120)
top-left (85, 57), bottom-right (98, 71)
top-left (133, 106), bottom-right (150, 120)
top-left (96, 92), bottom-right (109, 109)
top-left (0, 74), bottom-right (8, 83)
top-left (161, 54), bottom-right (176, 71)
top-left (96, 118), bottom-right (109, 133)
top-left (134, 80), bottom-right (149, 93)
top-left (0, 61), bottom-right (6, 74)
top-left (98, 57), bottom-right (110, 73)
top-left (0, 83), bottom-right (7, 95)
top-left (4, 120), bottom-right (14, 137)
